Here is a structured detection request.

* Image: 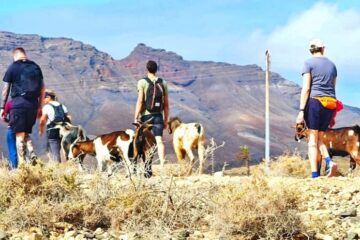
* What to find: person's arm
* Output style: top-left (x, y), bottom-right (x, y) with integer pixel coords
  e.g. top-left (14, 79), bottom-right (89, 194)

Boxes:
top-left (134, 89), bottom-right (144, 122)
top-left (163, 94), bottom-right (169, 129)
top-left (37, 84), bottom-right (45, 119)
top-left (0, 82), bottom-right (11, 119)
top-left (296, 73), bottom-right (311, 123)
top-left (39, 113), bottom-right (48, 136)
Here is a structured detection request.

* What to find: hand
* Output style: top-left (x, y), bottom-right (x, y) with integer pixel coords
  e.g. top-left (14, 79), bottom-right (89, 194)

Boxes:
top-left (296, 111), bottom-right (304, 124)
top-left (163, 121), bottom-right (168, 130)
top-left (0, 109), bottom-right (5, 121)
top-left (39, 128), bottom-right (44, 137)
top-left (134, 117), bottom-right (140, 124)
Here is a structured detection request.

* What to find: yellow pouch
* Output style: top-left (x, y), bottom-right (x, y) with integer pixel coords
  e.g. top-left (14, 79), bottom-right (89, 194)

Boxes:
top-left (313, 96), bottom-right (337, 110)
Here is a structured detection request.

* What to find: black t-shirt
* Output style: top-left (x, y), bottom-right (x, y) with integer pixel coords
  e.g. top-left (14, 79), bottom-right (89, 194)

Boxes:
top-left (3, 59), bottom-right (43, 108)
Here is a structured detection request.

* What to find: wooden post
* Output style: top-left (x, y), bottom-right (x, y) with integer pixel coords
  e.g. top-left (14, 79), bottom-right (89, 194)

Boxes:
top-left (265, 50), bottom-right (271, 175)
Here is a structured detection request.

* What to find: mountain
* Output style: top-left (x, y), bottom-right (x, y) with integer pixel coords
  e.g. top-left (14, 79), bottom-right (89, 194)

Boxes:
top-left (0, 32), bottom-right (359, 168)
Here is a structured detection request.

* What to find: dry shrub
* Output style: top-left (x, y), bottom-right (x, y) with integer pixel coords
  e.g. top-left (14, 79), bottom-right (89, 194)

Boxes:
top-left (270, 153), bottom-right (309, 178)
top-left (0, 162), bottom-right (213, 237)
top-left (252, 152), bottom-right (309, 178)
top-left (0, 157), bottom-right (307, 239)
top-left (211, 174), bottom-right (304, 239)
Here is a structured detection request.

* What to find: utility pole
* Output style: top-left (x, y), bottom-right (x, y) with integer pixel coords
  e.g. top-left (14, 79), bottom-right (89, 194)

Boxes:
top-left (265, 50), bottom-right (270, 175)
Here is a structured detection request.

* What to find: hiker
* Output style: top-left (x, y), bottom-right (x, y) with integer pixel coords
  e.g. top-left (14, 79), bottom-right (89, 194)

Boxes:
top-left (2, 100), bottom-right (17, 169)
top-left (134, 60), bottom-right (169, 169)
top-left (39, 89), bottom-right (71, 163)
top-left (0, 47), bottom-right (44, 165)
top-left (296, 39), bottom-right (338, 178)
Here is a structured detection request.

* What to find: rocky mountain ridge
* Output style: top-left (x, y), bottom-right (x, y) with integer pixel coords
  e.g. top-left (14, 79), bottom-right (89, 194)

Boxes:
top-left (0, 31), bottom-right (359, 167)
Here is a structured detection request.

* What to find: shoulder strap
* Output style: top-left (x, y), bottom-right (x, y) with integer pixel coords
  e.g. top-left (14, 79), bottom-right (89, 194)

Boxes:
top-left (48, 102), bottom-right (63, 110)
top-left (155, 78), bottom-right (165, 94)
top-left (144, 77), bottom-right (153, 85)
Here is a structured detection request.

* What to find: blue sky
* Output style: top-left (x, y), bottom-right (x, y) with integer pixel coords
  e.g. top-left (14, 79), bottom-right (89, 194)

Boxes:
top-left (0, 0), bottom-right (359, 107)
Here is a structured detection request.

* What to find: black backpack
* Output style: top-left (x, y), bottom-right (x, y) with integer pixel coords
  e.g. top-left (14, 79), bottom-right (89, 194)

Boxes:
top-left (48, 103), bottom-right (66, 127)
top-left (144, 77), bottom-right (165, 113)
top-left (19, 62), bottom-right (43, 99)
top-left (47, 103), bottom-right (69, 139)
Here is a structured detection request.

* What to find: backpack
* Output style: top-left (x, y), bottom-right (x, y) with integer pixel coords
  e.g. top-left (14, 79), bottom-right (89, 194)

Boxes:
top-left (19, 62), bottom-right (43, 99)
top-left (48, 103), bottom-right (66, 127)
top-left (144, 77), bottom-right (165, 113)
top-left (47, 103), bottom-right (69, 139)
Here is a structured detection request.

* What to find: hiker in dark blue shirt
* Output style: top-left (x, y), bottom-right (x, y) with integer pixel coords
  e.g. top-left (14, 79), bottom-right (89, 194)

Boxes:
top-left (0, 47), bottom-right (45, 165)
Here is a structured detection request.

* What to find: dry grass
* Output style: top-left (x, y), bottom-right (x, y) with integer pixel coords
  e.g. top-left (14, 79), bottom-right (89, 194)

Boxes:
top-left (0, 155), bottom-right (311, 239)
top-left (267, 152), bottom-right (309, 178)
top-left (211, 174), bottom-right (304, 239)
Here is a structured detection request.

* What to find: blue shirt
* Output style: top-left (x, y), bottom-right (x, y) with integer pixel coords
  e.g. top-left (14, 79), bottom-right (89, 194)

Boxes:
top-left (302, 57), bottom-right (337, 98)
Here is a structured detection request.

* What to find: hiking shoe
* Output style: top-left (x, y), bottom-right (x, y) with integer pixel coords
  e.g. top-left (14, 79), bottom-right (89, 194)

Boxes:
top-left (29, 152), bottom-right (38, 166)
top-left (326, 162), bottom-right (337, 177)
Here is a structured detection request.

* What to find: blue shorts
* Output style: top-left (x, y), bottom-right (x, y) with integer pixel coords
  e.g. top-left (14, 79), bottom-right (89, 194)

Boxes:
top-left (9, 107), bottom-right (37, 133)
top-left (305, 98), bottom-right (335, 131)
top-left (141, 113), bottom-right (164, 137)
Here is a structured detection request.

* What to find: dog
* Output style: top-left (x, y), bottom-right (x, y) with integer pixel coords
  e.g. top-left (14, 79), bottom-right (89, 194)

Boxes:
top-left (294, 122), bottom-right (360, 172)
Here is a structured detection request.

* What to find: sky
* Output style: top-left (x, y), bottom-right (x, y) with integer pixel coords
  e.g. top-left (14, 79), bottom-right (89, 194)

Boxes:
top-left (0, 0), bottom-right (359, 107)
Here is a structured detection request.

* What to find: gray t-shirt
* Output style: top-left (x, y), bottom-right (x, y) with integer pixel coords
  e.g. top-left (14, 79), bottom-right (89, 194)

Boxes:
top-left (302, 57), bottom-right (337, 98)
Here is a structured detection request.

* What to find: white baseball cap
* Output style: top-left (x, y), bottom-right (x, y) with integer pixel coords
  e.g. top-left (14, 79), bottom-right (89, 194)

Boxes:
top-left (309, 39), bottom-right (325, 49)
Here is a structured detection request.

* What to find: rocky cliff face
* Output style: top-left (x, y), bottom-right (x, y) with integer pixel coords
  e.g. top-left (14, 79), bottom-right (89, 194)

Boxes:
top-left (0, 32), bottom-right (359, 167)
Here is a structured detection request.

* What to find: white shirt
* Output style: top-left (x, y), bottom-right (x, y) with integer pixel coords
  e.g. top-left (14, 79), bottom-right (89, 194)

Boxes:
top-left (42, 101), bottom-right (68, 125)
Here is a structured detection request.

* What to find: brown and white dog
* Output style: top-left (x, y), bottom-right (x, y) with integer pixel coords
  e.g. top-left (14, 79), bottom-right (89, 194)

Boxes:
top-left (168, 117), bottom-right (206, 174)
top-left (69, 129), bottom-right (134, 174)
top-left (295, 122), bottom-right (360, 171)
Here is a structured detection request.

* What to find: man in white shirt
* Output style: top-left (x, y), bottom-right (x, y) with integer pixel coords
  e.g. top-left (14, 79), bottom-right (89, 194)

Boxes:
top-left (39, 89), bottom-right (71, 163)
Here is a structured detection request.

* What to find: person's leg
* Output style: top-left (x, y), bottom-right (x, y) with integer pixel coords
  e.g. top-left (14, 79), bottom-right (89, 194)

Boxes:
top-left (9, 109), bottom-right (27, 166)
top-left (318, 106), bottom-right (337, 177)
top-left (25, 134), bottom-right (37, 165)
top-left (48, 138), bottom-right (62, 163)
top-left (318, 131), bottom-right (337, 177)
top-left (143, 114), bottom-right (166, 168)
top-left (15, 132), bottom-right (26, 166)
top-left (6, 128), bottom-right (18, 169)
top-left (307, 130), bottom-right (319, 178)
top-left (155, 136), bottom-right (166, 168)
top-left (305, 98), bottom-right (322, 178)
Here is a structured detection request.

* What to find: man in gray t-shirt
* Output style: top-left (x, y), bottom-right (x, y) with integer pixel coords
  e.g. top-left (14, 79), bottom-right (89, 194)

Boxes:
top-left (296, 39), bottom-right (337, 178)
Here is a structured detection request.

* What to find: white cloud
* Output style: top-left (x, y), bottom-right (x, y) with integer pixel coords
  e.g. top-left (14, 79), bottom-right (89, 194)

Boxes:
top-left (242, 2), bottom-right (360, 75)
top-left (233, 2), bottom-right (360, 107)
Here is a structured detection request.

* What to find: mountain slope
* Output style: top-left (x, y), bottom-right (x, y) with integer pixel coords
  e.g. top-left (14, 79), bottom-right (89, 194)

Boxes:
top-left (0, 32), bottom-right (358, 167)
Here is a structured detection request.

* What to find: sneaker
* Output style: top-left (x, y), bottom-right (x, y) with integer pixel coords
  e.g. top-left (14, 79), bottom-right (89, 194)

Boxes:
top-left (326, 162), bottom-right (337, 177)
top-left (29, 152), bottom-right (38, 166)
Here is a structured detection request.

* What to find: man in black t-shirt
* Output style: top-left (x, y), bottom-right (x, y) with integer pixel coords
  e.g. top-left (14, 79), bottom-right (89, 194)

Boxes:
top-left (0, 47), bottom-right (45, 165)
